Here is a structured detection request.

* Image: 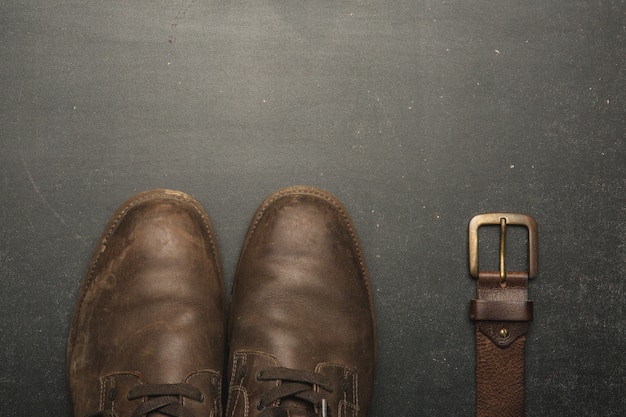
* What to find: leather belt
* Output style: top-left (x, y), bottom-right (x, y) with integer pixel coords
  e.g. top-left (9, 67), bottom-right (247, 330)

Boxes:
top-left (468, 213), bottom-right (538, 417)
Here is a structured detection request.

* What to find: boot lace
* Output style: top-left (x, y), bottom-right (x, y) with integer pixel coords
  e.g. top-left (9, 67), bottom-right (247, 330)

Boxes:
top-left (255, 367), bottom-right (333, 417)
top-left (85, 383), bottom-right (204, 417)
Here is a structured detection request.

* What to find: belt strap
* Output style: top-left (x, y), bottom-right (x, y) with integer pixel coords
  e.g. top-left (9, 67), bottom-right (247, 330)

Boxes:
top-left (468, 213), bottom-right (538, 417)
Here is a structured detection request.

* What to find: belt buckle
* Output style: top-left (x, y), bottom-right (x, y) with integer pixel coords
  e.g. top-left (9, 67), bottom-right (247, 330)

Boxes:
top-left (468, 213), bottom-right (538, 283)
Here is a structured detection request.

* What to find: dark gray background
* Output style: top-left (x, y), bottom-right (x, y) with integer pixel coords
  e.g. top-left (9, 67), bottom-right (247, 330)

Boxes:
top-left (1, 0), bottom-right (624, 415)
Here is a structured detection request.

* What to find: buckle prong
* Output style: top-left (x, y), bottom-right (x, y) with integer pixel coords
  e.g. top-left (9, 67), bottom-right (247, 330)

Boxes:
top-left (469, 213), bottom-right (538, 281)
top-left (499, 217), bottom-right (507, 284)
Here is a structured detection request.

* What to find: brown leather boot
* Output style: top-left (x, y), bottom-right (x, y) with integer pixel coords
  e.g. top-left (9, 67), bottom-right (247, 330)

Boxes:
top-left (226, 186), bottom-right (377, 417)
top-left (67, 189), bottom-right (224, 417)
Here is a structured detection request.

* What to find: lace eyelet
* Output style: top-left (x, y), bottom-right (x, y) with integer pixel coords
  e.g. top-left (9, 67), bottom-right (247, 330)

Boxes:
top-left (199, 393), bottom-right (205, 402)
top-left (108, 389), bottom-right (117, 401)
top-left (256, 400), bottom-right (265, 411)
top-left (341, 379), bottom-right (349, 392)
top-left (256, 371), bottom-right (263, 381)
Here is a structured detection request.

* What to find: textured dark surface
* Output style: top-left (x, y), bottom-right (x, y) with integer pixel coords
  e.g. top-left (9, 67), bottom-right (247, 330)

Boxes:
top-left (1, 0), bottom-right (624, 415)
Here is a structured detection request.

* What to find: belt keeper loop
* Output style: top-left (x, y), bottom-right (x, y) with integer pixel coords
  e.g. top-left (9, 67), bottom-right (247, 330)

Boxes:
top-left (470, 299), bottom-right (534, 322)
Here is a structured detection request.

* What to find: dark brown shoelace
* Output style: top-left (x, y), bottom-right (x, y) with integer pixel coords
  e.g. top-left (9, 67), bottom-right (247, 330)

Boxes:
top-left (256, 367), bottom-right (333, 417)
top-left (85, 383), bottom-right (204, 417)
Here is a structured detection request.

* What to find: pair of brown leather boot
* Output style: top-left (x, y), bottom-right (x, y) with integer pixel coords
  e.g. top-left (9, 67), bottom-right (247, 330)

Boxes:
top-left (67, 186), bottom-right (377, 417)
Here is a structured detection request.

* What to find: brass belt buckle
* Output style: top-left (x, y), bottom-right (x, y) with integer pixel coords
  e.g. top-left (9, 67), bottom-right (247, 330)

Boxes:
top-left (469, 213), bottom-right (538, 285)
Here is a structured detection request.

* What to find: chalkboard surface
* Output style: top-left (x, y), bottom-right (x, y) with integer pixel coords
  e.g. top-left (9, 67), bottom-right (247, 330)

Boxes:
top-left (1, 1), bottom-right (624, 415)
